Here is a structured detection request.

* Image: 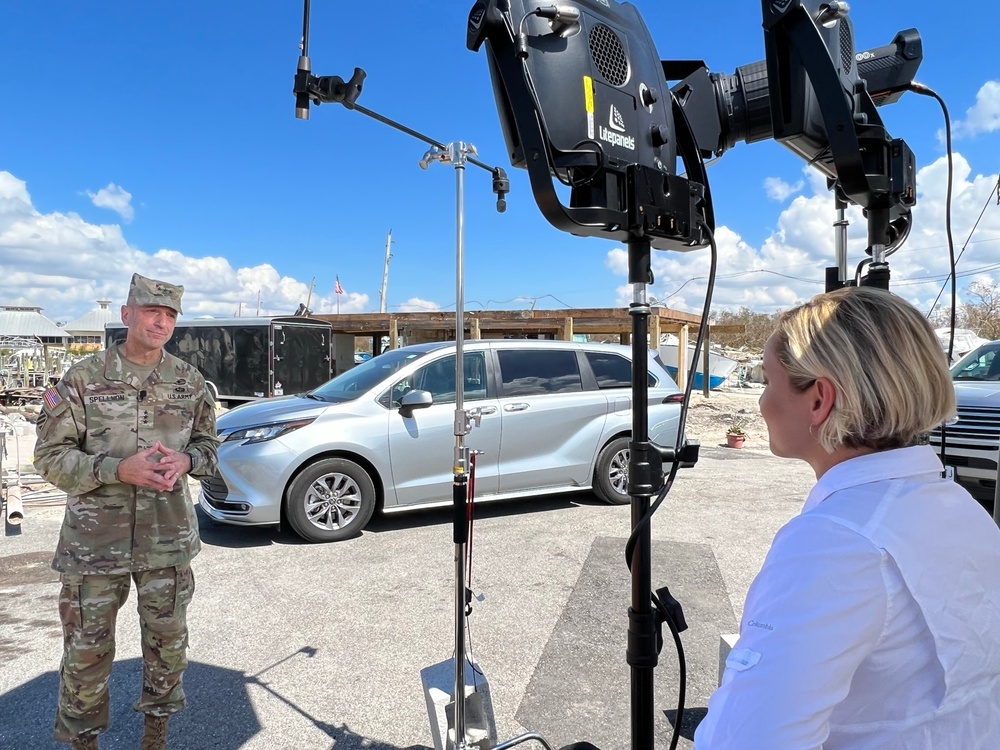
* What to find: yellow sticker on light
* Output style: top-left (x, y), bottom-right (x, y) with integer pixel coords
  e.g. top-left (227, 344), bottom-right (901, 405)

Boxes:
top-left (584, 75), bottom-right (594, 139)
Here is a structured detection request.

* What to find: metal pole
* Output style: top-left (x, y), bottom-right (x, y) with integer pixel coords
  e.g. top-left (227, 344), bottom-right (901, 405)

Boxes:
top-left (418, 139), bottom-right (483, 750)
top-left (452, 143), bottom-right (469, 750)
top-left (380, 230), bottom-right (392, 314)
top-left (702, 326), bottom-right (710, 398)
top-left (834, 193), bottom-right (849, 286)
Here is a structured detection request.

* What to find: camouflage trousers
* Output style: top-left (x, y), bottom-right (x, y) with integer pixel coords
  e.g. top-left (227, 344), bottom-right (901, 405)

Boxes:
top-left (54, 566), bottom-right (195, 743)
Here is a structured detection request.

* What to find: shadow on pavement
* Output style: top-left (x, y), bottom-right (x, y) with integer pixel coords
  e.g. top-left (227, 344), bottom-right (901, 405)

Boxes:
top-left (195, 504), bottom-right (309, 549)
top-left (197, 492), bottom-right (608, 548)
top-left (664, 706), bottom-right (708, 741)
top-left (365, 492), bottom-right (605, 536)
top-left (0, 653), bottom-right (432, 750)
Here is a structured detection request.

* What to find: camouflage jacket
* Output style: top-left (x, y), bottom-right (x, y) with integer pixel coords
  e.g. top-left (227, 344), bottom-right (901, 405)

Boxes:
top-left (35, 345), bottom-right (220, 575)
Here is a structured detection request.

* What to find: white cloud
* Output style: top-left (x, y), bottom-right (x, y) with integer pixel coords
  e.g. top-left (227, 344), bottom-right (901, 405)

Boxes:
top-left (0, 171), bottom-right (369, 322)
top-left (607, 153), bottom-right (1000, 318)
top-left (0, 172), bottom-right (31, 205)
top-left (86, 183), bottom-right (135, 223)
top-left (953, 80), bottom-right (1000, 139)
top-left (4, 160), bottom-right (999, 330)
top-left (396, 297), bottom-right (442, 312)
top-left (763, 176), bottom-right (804, 202)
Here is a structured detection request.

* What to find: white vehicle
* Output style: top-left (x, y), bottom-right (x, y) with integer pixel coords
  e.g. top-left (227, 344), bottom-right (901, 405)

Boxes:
top-left (928, 340), bottom-right (1000, 508)
top-left (199, 339), bottom-right (686, 542)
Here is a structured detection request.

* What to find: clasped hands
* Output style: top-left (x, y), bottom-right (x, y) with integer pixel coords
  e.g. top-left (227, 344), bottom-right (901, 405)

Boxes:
top-left (117, 441), bottom-right (192, 491)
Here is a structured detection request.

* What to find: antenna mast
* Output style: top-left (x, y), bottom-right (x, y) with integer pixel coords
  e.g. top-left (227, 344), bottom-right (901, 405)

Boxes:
top-left (379, 229), bottom-right (392, 314)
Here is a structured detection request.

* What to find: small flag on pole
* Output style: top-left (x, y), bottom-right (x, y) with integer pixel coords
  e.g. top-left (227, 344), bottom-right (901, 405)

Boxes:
top-left (335, 276), bottom-right (344, 295)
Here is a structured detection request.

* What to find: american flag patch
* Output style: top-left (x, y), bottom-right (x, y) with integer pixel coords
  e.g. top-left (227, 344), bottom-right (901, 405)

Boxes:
top-left (43, 386), bottom-right (62, 410)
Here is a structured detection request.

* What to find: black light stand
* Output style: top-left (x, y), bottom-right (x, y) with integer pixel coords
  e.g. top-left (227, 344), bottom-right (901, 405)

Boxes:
top-left (626, 236), bottom-right (657, 749)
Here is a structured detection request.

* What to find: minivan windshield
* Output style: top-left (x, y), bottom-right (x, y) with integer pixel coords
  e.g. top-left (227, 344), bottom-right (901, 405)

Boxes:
top-left (308, 349), bottom-right (430, 402)
top-left (951, 342), bottom-right (1000, 381)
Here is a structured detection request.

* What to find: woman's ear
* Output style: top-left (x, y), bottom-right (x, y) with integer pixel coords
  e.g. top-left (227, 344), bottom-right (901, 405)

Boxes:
top-left (811, 377), bottom-right (837, 429)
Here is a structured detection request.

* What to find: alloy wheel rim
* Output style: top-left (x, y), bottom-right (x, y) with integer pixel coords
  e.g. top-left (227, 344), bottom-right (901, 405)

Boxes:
top-left (609, 448), bottom-right (630, 495)
top-left (304, 472), bottom-right (363, 530)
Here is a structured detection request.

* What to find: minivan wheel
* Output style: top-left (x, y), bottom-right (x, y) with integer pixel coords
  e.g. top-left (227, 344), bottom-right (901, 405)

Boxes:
top-left (594, 437), bottom-right (631, 505)
top-left (285, 458), bottom-right (377, 542)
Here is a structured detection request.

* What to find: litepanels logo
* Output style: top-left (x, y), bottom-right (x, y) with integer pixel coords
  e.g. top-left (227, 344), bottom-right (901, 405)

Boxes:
top-left (469, 4), bottom-right (485, 30)
top-left (599, 104), bottom-right (634, 150)
top-left (609, 104), bottom-right (625, 132)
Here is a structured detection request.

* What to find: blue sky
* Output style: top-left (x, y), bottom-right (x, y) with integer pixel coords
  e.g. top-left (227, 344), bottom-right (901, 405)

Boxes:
top-left (1, 2), bottom-right (997, 324)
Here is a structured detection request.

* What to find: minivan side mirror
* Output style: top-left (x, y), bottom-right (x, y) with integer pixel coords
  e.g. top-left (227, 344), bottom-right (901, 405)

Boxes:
top-left (398, 389), bottom-right (433, 418)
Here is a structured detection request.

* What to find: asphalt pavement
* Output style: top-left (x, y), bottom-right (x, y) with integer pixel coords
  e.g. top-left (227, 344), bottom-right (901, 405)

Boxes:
top-left (0, 444), bottom-right (814, 750)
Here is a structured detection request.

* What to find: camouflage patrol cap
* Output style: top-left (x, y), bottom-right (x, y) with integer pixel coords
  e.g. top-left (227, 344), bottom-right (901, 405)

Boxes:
top-left (127, 273), bottom-right (184, 313)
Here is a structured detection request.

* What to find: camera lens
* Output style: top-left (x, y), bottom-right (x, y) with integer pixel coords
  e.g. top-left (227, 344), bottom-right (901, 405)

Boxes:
top-left (715, 60), bottom-right (773, 151)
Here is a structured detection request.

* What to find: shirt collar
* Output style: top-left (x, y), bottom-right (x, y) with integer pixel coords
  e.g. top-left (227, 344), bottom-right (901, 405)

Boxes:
top-left (801, 445), bottom-right (944, 513)
top-left (104, 344), bottom-right (166, 388)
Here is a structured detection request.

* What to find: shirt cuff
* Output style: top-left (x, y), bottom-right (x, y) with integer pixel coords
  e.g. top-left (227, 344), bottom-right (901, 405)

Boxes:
top-left (98, 457), bottom-right (122, 484)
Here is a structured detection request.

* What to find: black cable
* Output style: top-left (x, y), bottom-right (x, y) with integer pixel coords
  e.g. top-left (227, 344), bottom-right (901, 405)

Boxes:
top-left (908, 82), bottom-right (957, 362)
top-left (906, 82), bottom-right (958, 473)
top-left (855, 257), bottom-right (871, 286)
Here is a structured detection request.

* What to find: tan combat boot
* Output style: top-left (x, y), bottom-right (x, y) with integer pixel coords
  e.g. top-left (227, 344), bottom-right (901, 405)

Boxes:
top-left (70, 734), bottom-right (99, 750)
top-left (139, 714), bottom-right (169, 750)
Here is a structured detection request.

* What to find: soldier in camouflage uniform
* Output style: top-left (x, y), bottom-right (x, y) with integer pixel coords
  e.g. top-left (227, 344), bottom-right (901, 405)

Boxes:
top-left (35, 274), bottom-right (220, 750)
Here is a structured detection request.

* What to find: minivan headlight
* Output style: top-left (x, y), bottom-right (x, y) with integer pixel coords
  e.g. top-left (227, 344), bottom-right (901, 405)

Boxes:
top-left (223, 418), bottom-right (316, 444)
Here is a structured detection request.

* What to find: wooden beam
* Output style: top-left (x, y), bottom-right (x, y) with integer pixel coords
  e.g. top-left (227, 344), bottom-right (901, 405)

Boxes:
top-left (311, 306), bottom-right (708, 340)
top-left (676, 325), bottom-right (689, 390)
top-left (710, 324), bottom-right (748, 334)
top-left (560, 316), bottom-right (573, 341)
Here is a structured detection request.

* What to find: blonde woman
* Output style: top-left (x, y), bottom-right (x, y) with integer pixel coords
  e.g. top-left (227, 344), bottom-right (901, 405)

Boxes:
top-left (695, 287), bottom-right (1000, 749)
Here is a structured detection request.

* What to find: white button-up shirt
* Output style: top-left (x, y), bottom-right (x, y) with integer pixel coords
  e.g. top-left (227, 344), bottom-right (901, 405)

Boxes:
top-left (694, 445), bottom-right (1000, 749)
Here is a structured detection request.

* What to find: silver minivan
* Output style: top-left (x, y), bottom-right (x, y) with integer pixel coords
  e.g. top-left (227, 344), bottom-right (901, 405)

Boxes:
top-left (199, 339), bottom-right (684, 542)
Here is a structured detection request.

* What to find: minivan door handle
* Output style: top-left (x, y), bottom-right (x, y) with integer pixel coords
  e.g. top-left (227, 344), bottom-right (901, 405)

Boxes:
top-left (503, 403), bottom-right (530, 412)
top-left (470, 405), bottom-right (498, 417)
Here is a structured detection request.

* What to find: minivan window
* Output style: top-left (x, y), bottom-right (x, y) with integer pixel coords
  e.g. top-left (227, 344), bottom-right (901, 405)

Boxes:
top-left (381, 352), bottom-right (488, 407)
top-left (498, 349), bottom-right (582, 396)
top-left (586, 351), bottom-right (657, 388)
top-left (952, 344), bottom-right (1000, 381)
top-left (310, 349), bottom-right (428, 403)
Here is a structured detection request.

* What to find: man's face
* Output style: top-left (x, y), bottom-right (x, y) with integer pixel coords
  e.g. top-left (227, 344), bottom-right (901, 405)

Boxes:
top-left (121, 303), bottom-right (178, 352)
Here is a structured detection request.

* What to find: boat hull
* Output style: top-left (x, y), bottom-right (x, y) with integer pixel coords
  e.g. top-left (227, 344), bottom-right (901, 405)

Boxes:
top-left (658, 343), bottom-right (738, 390)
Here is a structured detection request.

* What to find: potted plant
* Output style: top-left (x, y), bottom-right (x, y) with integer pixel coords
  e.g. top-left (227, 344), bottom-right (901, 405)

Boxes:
top-left (726, 417), bottom-right (749, 448)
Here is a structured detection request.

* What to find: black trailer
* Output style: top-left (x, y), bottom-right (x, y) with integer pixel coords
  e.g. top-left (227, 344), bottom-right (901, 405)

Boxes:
top-left (105, 316), bottom-right (335, 405)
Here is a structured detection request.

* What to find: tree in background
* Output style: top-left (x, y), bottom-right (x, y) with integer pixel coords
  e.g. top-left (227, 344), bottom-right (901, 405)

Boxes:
top-left (709, 307), bottom-right (781, 351)
top-left (962, 280), bottom-right (1000, 340)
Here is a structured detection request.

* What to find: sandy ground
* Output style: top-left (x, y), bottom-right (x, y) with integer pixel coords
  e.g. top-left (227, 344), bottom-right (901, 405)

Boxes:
top-left (682, 384), bottom-right (770, 452)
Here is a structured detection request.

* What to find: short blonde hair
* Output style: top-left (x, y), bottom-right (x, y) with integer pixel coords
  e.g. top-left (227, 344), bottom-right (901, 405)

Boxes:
top-left (771, 286), bottom-right (955, 452)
